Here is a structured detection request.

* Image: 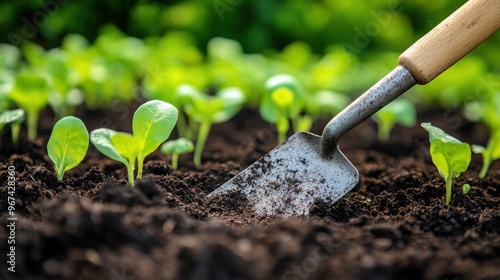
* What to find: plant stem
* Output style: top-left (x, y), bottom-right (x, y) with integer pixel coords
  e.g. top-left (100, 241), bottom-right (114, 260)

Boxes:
top-left (445, 176), bottom-right (452, 206)
top-left (27, 111), bottom-right (38, 141)
top-left (137, 156), bottom-right (144, 179)
top-left (126, 162), bottom-right (135, 186)
top-left (377, 122), bottom-right (392, 142)
top-left (11, 123), bottom-right (21, 146)
top-left (176, 112), bottom-right (189, 139)
top-left (172, 154), bottom-right (179, 170)
top-left (194, 120), bottom-right (212, 165)
top-left (479, 157), bottom-right (491, 179)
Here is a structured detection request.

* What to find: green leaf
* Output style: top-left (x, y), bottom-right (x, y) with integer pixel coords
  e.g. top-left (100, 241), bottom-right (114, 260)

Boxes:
top-left (133, 100), bottom-right (178, 158)
top-left (430, 139), bottom-right (470, 179)
top-left (462, 183), bottom-right (471, 195)
top-left (161, 138), bottom-right (194, 155)
top-left (111, 132), bottom-right (141, 162)
top-left (375, 99), bottom-right (416, 141)
top-left (0, 109), bottom-right (24, 124)
top-left (422, 123), bottom-right (471, 205)
top-left (47, 116), bottom-right (89, 180)
top-left (90, 128), bottom-right (126, 163)
top-left (9, 72), bottom-right (50, 113)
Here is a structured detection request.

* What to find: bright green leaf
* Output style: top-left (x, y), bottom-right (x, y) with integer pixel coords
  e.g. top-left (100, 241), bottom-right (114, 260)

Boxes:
top-left (90, 128), bottom-right (126, 163)
top-left (0, 109), bottom-right (24, 125)
top-left (422, 123), bottom-right (471, 206)
top-left (47, 116), bottom-right (89, 180)
top-left (161, 138), bottom-right (194, 155)
top-left (133, 100), bottom-right (178, 157)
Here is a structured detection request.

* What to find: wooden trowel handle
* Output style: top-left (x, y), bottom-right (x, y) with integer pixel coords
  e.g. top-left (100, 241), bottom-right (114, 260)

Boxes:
top-left (398, 0), bottom-right (500, 84)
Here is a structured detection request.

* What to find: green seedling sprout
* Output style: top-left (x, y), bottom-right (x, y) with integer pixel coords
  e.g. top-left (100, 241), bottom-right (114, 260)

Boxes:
top-left (260, 75), bottom-right (304, 144)
top-left (9, 72), bottom-right (50, 140)
top-left (299, 90), bottom-right (351, 132)
top-left (91, 100), bottom-right (178, 186)
top-left (472, 130), bottom-right (500, 179)
top-left (374, 99), bottom-right (416, 142)
top-left (47, 116), bottom-right (89, 180)
top-left (184, 87), bottom-right (245, 165)
top-left (161, 138), bottom-right (194, 170)
top-left (462, 183), bottom-right (471, 195)
top-left (0, 109), bottom-right (25, 145)
top-left (422, 123), bottom-right (471, 206)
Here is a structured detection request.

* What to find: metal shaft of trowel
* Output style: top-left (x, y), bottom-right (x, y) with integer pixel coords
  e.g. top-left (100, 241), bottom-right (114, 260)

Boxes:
top-left (321, 65), bottom-right (417, 157)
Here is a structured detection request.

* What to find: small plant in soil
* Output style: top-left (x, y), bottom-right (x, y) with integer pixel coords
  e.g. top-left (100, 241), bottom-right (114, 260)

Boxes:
top-left (47, 116), bottom-right (89, 180)
top-left (90, 100), bottom-right (178, 186)
top-left (8, 72), bottom-right (50, 140)
top-left (183, 87), bottom-right (245, 165)
top-left (422, 123), bottom-right (471, 206)
top-left (0, 109), bottom-right (24, 145)
top-left (374, 98), bottom-right (416, 142)
top-left (161, 137), bottom-right (194, 170)
top-left (472, 130), bottom-right (500, 179)
top-left (260, 74), bottom-right (304, 144)
top-left (462, 183), bottom-right (471, 195)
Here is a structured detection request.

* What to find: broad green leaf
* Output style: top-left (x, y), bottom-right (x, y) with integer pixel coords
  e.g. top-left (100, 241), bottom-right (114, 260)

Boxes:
top-left (375, 99), bottom-right (416, 141)
top-left (9, 72), bottom-right (50, 113)
top-left (261, 74), bottom-right (304, 121)
top-left (132, 100), bottom-right (178, 158)
top-left (0, 109), bottom-right (24, 124)
top-left (271, 87), bottom-right (294, 108)
top-left (90, 128), bottom-right (126, 163)
top-left (430, 139), bottom-right (471, 179)
top-left (422, 123), bottom-right (471, 205)
top-left (305, 90), bottom-right (350, 117)
top-left (422, 123), bottom-right (471, 179)
top-left (111, 132), bottom-right (141, 162)
top-left (47, 116), bottom-right (89, 180)
top-left (212, 87), bottom-right (245, 123)
top-left (161, 138), bottom-right (194, 155)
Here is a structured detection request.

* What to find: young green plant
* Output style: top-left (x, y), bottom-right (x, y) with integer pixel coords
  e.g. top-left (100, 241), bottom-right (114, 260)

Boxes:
top-left (260, 75), bottom-right (304, 144)
top-left (0, 109), bottom-right (25, 145)
top-left (472, 130), bottom-right (500, 179)
top-left (422, 123), bottom-right (471, 206)
top-left (161, 138), bottom-right (194, 170)
top-left (47, 116), bottom-right (89, 180)
top-left (184, 87), bottom-right (245, 165)
top-left (374, 98), bottom-right (416, 141)
top-left (91, 100), bottom-right (178, 185)
top-left (9, 72), bottom-right (50, 140)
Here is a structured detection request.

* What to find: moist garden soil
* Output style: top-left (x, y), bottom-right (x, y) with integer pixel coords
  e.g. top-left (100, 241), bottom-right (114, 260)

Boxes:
top-left (1, 103), bottom-right (500, 280)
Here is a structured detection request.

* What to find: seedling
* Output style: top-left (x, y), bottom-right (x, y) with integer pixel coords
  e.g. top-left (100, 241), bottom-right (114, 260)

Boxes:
top-left (374, 98), bottom-right (416, 142)
top-left (472, 130), bottom-right (500, 179)
top-left (47, 116), bottom-right (89, 180)
top-left (9, 72), bottom-right (50, 140)
top-left (0, 109), bottom-right (25, 145)
top-left (184, 87), bottom-right (245, 165)
top-left (462, 183), bottom-right (471, 195)
top-left (422, 123), bottom-right (471, 206)
top-left (260, 75), bottom-right (304, 144)
top-left (161, 138), bottom-right (194, 170)
top-left (91, 100), bottom-right (178, 185)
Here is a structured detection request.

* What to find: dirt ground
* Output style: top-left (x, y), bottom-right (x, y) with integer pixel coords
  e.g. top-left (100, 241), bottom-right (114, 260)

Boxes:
top-left (1, 104), bottom-right (499, 280)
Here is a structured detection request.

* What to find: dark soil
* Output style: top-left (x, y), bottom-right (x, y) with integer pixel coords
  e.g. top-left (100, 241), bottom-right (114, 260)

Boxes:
top-left (1, 104), bottom-right (499, 280)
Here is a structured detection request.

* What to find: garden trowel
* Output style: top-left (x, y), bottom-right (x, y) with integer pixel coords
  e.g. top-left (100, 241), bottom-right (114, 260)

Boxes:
top-left (208, 0), bottom-right (500, 217)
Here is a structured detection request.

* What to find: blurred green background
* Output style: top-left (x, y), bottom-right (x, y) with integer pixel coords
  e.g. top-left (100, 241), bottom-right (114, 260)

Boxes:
top-left (1, 0), bottom-right (499, 108)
